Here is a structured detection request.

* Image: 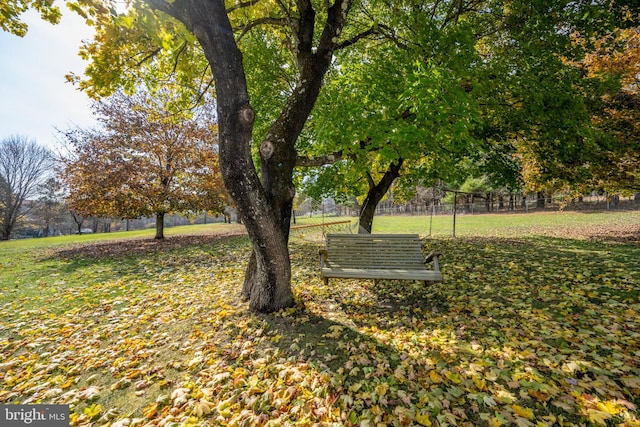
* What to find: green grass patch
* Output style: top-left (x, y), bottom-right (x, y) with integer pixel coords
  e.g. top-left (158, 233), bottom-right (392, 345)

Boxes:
top-left (0, 211), bottom-right (638, 426)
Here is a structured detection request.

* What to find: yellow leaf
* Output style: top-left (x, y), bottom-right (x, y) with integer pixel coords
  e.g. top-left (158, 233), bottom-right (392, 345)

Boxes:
top-left (596, 400), bottom-right (621, 415)
top-left (488, 417), bottom-right (503, 427)
top-left (445, 370), bottom-right (462, 384)
top-left (323, 325), bottom-right (344, 339)
top-left (415, 411), bottom-right (432, 426)
top-left (473, 376), bottom-right (487, 391)
top-left (83, 403), bottom-right (102, 420)
top-left (60, 378), bottom-right (75, 389)
top-left (193, 400), bottom-right (215, 417)
top-left (375, 383), bottom-right (388, 397)
top-left (512, 404), bottom-right (534, 420)
top-left (586, 409), bottom-right (611, 425)
top-left (528, 389), bottom-right (549, 402)
top-left (485, 369), bottom-right (499, 381)
top-left (142, 403), bottom-right (158, 418)
top-left (429, 370), bottom-right (442, 383)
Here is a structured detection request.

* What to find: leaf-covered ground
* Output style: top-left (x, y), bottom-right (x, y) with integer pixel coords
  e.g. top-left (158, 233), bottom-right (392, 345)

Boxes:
top-left (0, 219), bottom-right (639, 426)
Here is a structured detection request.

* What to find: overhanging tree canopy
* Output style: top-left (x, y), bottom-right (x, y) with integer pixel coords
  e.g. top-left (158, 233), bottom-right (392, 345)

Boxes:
top-left (70, 0), bottom-right (380, 311)
top-left (296, 1), bottom-right (638, 231)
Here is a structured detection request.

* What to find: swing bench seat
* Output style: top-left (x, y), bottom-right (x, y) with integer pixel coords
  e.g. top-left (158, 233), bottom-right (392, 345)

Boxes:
top-left (319, 234), bottom-right (442, 285)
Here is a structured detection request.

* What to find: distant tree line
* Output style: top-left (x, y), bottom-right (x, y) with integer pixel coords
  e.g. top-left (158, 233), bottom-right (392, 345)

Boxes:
top-left (2, 125), bottom-right (638, 240)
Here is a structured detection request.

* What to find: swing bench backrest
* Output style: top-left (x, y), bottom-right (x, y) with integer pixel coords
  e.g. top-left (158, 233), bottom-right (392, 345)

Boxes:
top-left (319, 234), bottom-right (442, 285)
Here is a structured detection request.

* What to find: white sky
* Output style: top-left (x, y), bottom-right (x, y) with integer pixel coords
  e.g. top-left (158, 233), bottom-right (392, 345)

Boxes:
top-left (0, 9), bottom-right (96, 151)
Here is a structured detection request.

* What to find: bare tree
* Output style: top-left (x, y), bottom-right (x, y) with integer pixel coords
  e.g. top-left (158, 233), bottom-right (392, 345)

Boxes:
top-left (0, 135), bottom-right (53, 240)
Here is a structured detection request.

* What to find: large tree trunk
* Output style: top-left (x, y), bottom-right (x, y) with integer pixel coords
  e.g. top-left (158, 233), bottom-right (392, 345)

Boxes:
top-left (0, 209), bottom-right (10, 240)
top-left (0, 200), bottom-right (18, 240)
top-left (359, 159), bottom-right (404, 233)
top-left (155, 212), bottom-right (165, 240)
top-left (152, 0), bottom-right (352, 312)
top-left (159, 1), bottom-right (292, 312)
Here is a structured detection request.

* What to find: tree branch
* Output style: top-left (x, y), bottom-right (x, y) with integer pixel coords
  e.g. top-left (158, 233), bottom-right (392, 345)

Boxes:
top-left (317, 0), bottom-right (353, 55)
top-left (295, 0), bottom-right (316, 64)
top-left (335, 26), bottom-right (379, 50)
top-left (226, 0), bottom-right (262, 14)
top-left (234, 16), bottom-right (290, 41)
top-left (146, 0), bottom-right (175, 18)
top-left (365, 171), bottom-right (375, 189)
top-left (135, 47), bottom-right (162, 67)
top-left (190, 78), bottom-right (215, 109)
top-left (171, 41), bottom-right (188, 75)
top-left (295, 151), bottom-right (343, 167)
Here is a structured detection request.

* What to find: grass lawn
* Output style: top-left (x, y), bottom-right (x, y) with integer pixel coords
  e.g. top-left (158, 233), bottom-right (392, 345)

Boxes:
top-left (0, 211), bottom-right (639, 426)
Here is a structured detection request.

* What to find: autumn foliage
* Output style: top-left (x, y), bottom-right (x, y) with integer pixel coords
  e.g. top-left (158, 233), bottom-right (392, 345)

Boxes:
top-left (0, 213), bottom-right (638, 426)
top-left (582, 26), bottom-right (640, 192)
top-left (59, 89), bottom-right (226, 239)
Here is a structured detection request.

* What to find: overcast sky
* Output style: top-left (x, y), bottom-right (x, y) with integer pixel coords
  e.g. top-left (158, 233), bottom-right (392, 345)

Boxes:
top-left (0, 9), bottom-right (96, 151)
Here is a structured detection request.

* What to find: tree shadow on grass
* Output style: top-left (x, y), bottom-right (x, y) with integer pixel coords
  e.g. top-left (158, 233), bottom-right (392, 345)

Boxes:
top-left (8, 231), bottom-right (636, 425)
top-left (359, 233), bottom-right (639, 330)
top-left (51, 232), bottom-right (249, 262)
top-left (41, 233), bottom-right (251, 279)
top-left (285, 234), bottom-right (640, 424)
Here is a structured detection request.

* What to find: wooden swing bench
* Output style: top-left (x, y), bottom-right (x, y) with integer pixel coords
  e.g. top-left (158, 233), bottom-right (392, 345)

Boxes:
top-left (319, 234), bottom-right (443, 285)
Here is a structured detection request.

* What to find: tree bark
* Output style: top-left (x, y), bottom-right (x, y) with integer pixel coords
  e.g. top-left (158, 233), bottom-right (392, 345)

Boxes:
top-left (147, 0), bottom-right (354, 312)
top-left (0, 198), bottom-right (20, 240)
top-left (358, 159), bottom-right (404, 234)
top-left (155, 212), bottom-right (165, 240)
top-left (239, 1), bottom-right (352, 305)
top-left (152, 0), bottom-right (292, 312)
top-left (0, 223), bottom-right (9, 240)
top-left (71, 212), bottom-right (84, 235)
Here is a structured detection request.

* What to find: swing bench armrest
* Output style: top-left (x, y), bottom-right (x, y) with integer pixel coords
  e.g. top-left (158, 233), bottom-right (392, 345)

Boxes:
top-left (424, 251), bottom-right (442, 272)
top-left (319, 249), bottom-right (328, 268)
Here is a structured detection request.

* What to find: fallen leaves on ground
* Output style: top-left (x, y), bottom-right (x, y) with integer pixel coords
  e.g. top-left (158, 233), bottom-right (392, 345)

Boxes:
top-left (0, 222), bottom-right (638, 426)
